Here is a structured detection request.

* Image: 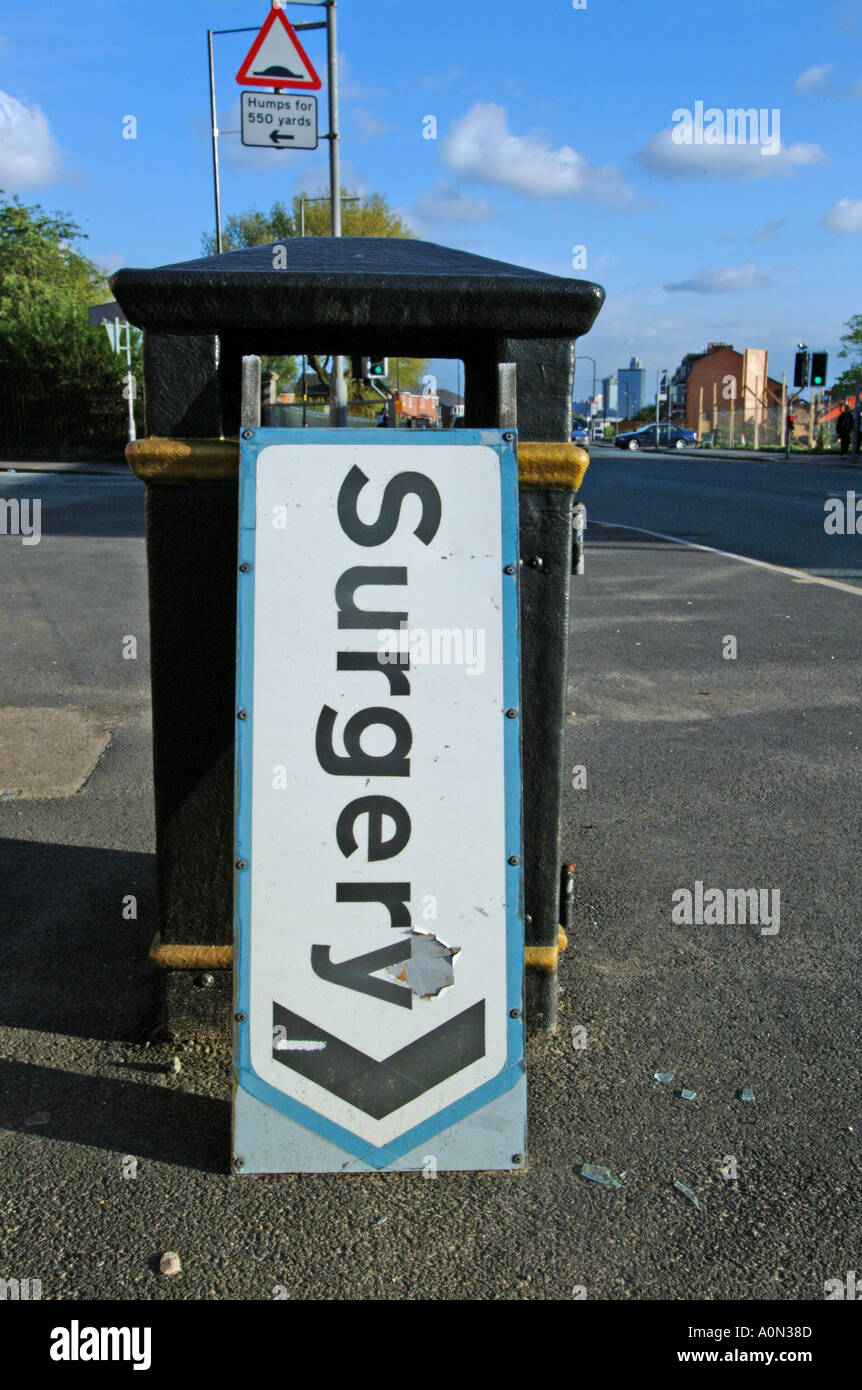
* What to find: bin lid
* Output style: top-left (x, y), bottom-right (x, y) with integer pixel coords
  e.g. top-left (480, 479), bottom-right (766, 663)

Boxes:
top-left (110, 237), bottom-right (604, 351)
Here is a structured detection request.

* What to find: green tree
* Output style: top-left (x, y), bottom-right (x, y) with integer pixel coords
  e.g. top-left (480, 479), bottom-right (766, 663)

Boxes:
top-left (201, 190), bottom-right (428, 395)
top-left (0, 193), bottom-right (136, 390)
top-left (834, 313), bottom-right (862, 397)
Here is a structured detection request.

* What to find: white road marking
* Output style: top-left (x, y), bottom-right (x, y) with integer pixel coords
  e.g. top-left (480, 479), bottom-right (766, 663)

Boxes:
top-left (589, 519), bottom-right (862, 597)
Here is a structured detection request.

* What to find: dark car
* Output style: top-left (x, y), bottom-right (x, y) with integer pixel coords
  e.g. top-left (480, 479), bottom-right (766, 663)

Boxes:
top-left (615, 423), bottom-right (697, 451)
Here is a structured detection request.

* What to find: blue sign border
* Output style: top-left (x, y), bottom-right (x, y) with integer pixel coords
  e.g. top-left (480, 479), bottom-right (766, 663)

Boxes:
top-left (233, 429), bottom-right (523, 1170)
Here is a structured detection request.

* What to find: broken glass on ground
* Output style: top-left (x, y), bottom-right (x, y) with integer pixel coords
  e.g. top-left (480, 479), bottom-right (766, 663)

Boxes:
top-left (581, 1163), bottom-right (623, 1188)
top-left (673, 1180), bottom-right (700, 1208)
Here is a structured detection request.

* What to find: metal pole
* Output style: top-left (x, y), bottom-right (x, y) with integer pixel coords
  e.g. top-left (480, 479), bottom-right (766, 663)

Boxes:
top-left (810, 387), bottom-right (817, 452)
top-left (326, 1), bottom-right (340, 237)
top-left (300, 194), bottom-right (305, 238)
top-left (780, 372), bottom-right (786, 451)
top-left (207, 30), bottom-right (223, 254)
top-left (122, 319), bottom-right (136, 443)
top-left (326, 0), bottom-right (347, 425)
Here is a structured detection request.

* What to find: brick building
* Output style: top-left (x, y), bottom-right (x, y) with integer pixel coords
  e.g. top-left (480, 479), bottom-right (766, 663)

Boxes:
top-left (672, 343), bottom-right (782, 432)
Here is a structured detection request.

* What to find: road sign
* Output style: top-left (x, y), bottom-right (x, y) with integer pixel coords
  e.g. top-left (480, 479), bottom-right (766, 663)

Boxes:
top-left (235, 8), bottom-right (322, 90)
top-left (241, 91), bottom-right (318, 150)
top-left (233, 430), bottom-right (525, 1173)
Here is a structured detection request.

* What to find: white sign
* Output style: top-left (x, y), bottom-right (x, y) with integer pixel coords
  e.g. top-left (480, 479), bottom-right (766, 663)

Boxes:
top-left (241, 91), bottom-right (318, 150)
top-left (235, 7), bottom-right (322, 90)
top-left (234, 436), bottom-right (523, 1166)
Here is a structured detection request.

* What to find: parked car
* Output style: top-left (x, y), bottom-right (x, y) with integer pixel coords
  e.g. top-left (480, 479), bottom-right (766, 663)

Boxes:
top-left (615, 423), bottom-right (697, 451)
top-left (571, 415), bottom-right (591, 448)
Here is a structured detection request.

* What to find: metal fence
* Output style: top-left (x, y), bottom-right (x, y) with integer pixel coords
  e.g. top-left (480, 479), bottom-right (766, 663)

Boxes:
top-left (695, 402), bottom-right (845, 451)
top-left (0, 383), bottom-right (140, 461)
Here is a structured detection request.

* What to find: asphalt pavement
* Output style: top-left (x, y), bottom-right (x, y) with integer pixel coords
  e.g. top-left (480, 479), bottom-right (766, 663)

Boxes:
top-left (0, 464), bottom-right (859, 1301)
top-left (581, 445), bottom-right (862, 583)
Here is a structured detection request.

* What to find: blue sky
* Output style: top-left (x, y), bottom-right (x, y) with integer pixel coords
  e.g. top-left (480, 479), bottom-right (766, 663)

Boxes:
top-left (1, 0), bottom-right (860, 399)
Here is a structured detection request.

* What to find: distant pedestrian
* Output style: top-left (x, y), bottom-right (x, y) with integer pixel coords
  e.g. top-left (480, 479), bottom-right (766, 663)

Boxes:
top-left (836, 402), bottom-right (854, 456)
top-left (377, 407), bottom-right (389, 428)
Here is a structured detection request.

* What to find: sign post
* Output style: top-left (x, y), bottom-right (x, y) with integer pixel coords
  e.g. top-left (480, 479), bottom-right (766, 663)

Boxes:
top-left (232, 429), bottom-right (525, 1172)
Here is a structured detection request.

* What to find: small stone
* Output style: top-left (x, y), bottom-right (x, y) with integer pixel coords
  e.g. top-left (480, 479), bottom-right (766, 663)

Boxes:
top-left (159, 1251), bottom-right (182, 1277)
top-left (169, 1056), bottom-right (182, 1074)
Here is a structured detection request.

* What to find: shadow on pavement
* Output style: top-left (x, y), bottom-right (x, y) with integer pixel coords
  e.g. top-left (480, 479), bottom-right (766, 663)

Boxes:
top-left (0, 1058), bottom-right (229, 1173)
top-left (0, 838), bottom-right (158, 1042)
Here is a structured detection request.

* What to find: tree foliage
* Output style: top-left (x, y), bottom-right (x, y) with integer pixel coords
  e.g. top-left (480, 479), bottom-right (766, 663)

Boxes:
top-left (834, 313), bottom-right (862, 397)
top-left (0, 193), bottom-right (136, 390)
top-left (201, 190), bottom-right (427, 395)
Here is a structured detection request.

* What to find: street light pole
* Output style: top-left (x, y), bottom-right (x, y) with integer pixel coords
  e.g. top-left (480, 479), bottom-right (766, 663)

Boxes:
top-left (325, 0), bottom-right (347, 426)
top-left (576, 354), bottom-right (597, 437)
top-left (207, 30), bottom-right (222, 254)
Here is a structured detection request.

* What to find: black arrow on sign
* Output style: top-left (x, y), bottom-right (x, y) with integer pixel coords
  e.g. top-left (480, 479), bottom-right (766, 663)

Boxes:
top-left (272, 1000), bottom-right (486, 1119)
top-left (269, 129), bottom-right (295, 145)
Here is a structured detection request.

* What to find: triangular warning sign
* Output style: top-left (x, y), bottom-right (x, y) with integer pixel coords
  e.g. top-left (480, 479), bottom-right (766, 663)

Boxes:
top-left (236, 8), bottom-right (322, 91)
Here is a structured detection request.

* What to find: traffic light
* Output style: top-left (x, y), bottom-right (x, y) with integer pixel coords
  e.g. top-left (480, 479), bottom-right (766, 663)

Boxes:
top-left (810, 352), bottom-right (828, 387)
top-left (793, 351), bottom-right (810, 388)
top-left (787, 413), bottom-right (795, 432)
top-left (361, 356), bottom-right (388, 380)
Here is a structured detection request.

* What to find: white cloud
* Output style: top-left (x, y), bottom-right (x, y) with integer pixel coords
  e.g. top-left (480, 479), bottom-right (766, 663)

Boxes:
top-left (822, 197), bottom-right (862, 233)
top-left (0, 90), bottom-right (63, 188)
top-left (637, 127), bottom-right (825, 180)
top-left (338, 52), bottom-right (385, 102)
top-left (850, 77), bottom-right (862, 99)
top-left (664, 262), bottom-right (769, 293)
top-left (441, 102), bottom-right (633, 203)
top-left (92, 251), bottom-right (126, 275)
top-left (350, 108), bottom-right (393, 140)
top-left (420, 67), bottom-right (464, 88)
top-left (795, 64), bottom-right (833, 93)
top-left (751, 216), bottom-right (787, 241)
top-left (412, 181), bottom-right (494, 222)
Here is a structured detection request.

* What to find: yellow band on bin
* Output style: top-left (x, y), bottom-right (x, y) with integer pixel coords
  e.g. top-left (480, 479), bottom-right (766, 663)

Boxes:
top-left (127, 437), bottom-right (589, 491)
top-left (524, 927), bottom-right (569, 973)
top-left (126, 437), bottom-right (239, 484)
top-left (148, 928), bottom-right (567, 973)
top-left (517, 443), bottom-right (589, 492)
top-left (149, 935), bottom-right (233, 970)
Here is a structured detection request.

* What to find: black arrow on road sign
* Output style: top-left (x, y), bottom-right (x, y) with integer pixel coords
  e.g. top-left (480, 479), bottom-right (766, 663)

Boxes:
top-left (272, 1000), bottom-right (486, 1119)
top-left (270, 129), bottom-right (295, 145)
